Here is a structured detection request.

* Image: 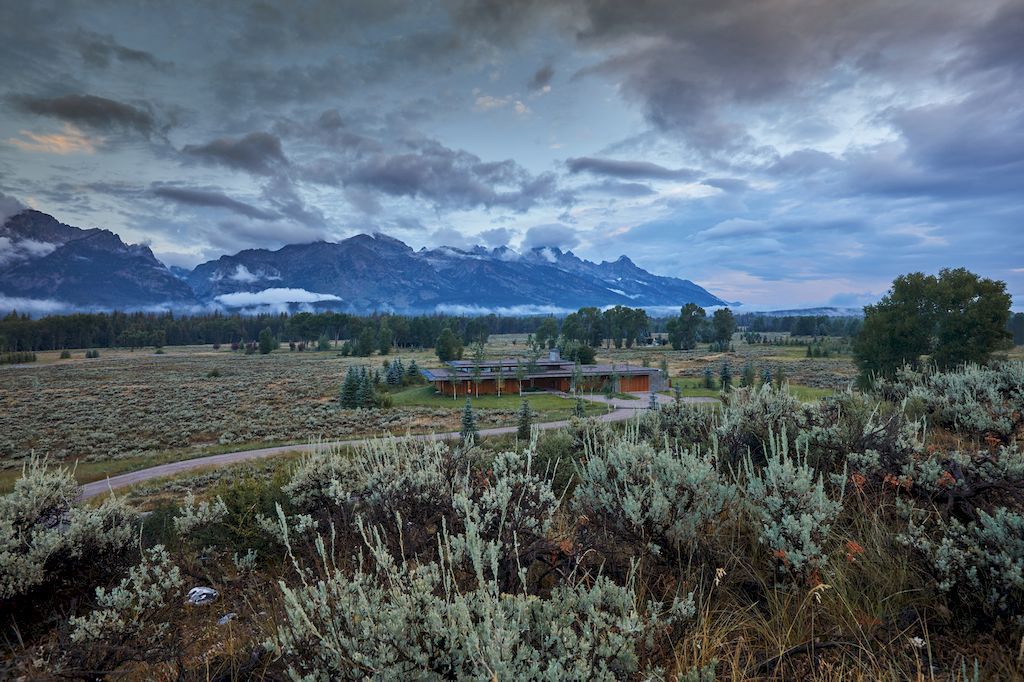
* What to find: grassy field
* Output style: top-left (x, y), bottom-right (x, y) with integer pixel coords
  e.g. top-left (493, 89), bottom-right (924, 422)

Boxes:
top-left (0, 334), bottom-right (868, 490)
top-left (667, 377), bottom-right (835, 401)
top-left (0, 343), bottom-right (593, 488)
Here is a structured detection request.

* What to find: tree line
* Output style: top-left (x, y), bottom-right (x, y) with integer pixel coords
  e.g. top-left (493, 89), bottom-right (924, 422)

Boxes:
top-left (0, 311), bottom-right (546, 353)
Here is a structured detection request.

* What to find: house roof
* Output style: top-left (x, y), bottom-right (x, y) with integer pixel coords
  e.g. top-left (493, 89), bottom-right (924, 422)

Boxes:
top-left (420, 362), bottom-right (659, 382)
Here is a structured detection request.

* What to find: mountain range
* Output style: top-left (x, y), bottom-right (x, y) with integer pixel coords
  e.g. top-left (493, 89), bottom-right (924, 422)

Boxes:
top-left (0, 209), bottom-right (727, 314)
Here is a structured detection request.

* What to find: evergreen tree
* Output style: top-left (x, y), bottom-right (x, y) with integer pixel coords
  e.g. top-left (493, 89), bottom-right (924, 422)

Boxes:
top-left (761, 366), bottom-right (772, 386)
top-left (534, 317), bottom-right (559, 350)
top-left (460, 398), bottom-right (478, 446)
top-left (258, 327), bottom-right (274, 355)
top-left (648, 392), bottom-right (658, 410)
top-left (720, 360), bottom-right (732, 391)
top-left (377, 321), bottom-right (393, 355)
top-left (703, 365), bottom-right (715, 390)
top-left (340, 367), bottom-right (359, 408)
top-left (741, 361), bottom-right (756, 388)
top-left (574, 395), bottom-right (587, 418)
top-left (317, 335), bottom-right (332, 351)
top-left (774, 365), bottom-right (787, 390)
top-left (517, 399), bottom-right (532, 441)
top-left (407, 359), bottom-right (419, 378)
top-left (355, 368), bottom-right (370, 407)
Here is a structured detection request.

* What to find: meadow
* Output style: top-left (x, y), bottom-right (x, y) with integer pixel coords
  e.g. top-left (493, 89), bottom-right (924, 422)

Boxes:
top-left (0, 334), bottom-right (854, 491)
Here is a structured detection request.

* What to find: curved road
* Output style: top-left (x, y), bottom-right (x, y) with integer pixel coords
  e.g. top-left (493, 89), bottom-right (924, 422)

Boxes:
top-left (80, 393), bottom-right (714, 499)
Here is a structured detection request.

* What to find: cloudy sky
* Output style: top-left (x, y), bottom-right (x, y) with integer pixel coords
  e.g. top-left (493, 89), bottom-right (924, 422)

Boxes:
top-left (1, 0), bottom-right (1022, 308)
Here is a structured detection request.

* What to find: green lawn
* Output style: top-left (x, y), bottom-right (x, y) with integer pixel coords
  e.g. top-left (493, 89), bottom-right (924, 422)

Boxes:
top-left (666, 378), bottom-right (833, 402)
top-left (391, 385), bottom-right (605, 416)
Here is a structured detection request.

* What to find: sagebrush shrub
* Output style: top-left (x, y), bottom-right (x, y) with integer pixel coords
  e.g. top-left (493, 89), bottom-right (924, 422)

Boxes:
top-left (639, 399), bottom-right (717, 448)
top-left (881, 362), bottom-right (1024, 441)
top-left (717, 383), bottom-right (811, 465)
top-left (268, 518), bottom-right (693, 681)
top-left (0, 457), bottom-right (137, 603)
top-left (573, 435), bottom-right (735, 560)
top-left (173, 490), bottom-right (228, 536)
top-left (799, 390), bottom-right (922, 476)
top-left (743, 430), bottom-right (845, 575)
top-left (65, 544), bottom-right (186, 672)
top-left (282, 438), bottom-right (558, 572)
top-left (69, 544), bottom-right (182, 644)
top-left (901, 507), bottom-right (1024, 621)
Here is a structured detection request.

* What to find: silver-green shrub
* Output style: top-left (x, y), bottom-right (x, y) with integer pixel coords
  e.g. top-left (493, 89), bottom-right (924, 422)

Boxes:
top-left (573, 435), bottom-right (736, 559)
top-left (901, 507), bottom-right (1023, 620)
top-left (69, 544), bottom-right (182, 645)
top-left (799, 390), bottom-right (922, 476)
top-left (639, 399), bottom-right (717, 448)
top-left (0, 457), bottom-right (137, 601)
top-left (717, 383), bottom-right (811, 465)
top-left (743, 430), bottom-right (845, 574)
top-left (469, 447), bottom-right (557, 550)
top-left (173, 490), bottom-right (228, 536)
top-left (269, 518), bottom-right (693, 681)
top-left (888, 362), bottom-right (1024, 440)
top-left (281, 437), bottom-right (558, 572)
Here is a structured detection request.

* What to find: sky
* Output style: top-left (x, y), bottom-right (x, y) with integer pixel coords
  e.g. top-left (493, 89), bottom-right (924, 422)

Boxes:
top-left (0, 0), bottom-right (1022, 309)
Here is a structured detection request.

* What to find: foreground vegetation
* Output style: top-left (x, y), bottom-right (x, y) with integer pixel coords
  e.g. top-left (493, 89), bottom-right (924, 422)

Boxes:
top-left (3, 360), bottom-right (1022, 679)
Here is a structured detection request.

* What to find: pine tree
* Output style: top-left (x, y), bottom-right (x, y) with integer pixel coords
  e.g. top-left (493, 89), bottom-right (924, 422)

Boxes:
top-left (460, 398), bottom-right (478, 446)
top-left (720, 360), bottom-right (732, 391)
top-left (703, 365), bottom-right (715, 390)
top-left (340, 367), bottom-right (359, 408)
top-left (742, 361), bottom-right (756, 388)
top-left (407, 359), bottom-right (419, 378)
top-left (761, 366), bottom-right (772, 386)
top-left (574, 395), bottom-right (587, 418)
top-left (517, 399), bottom-right (533, 441)
top-left (355, 369), bottom-right (370, 407)
top-left (648, 392), bottom-right (658, 410)
top-left (258, 327), bottom-right (274, 355)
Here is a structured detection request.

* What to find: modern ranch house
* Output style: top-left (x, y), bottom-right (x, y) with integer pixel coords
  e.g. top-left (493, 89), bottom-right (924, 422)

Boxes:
top-left (421, 349), bottom-right (666, 397)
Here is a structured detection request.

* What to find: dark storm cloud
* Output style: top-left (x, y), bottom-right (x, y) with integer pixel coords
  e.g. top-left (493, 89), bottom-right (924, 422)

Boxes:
top-left (521, 223), bottom-right (579, 250)
top-left (479, 227), bottom-right (515, 247)
top-left (229, 0), bottom-right (415, 51)
top-left (207, 219), bottom-right (330, 255)
top-left (541, 0), bottom-right (1011, 158)
top-left (577, 180), bottom-right (655, 197)
top-left (260, 174), bottom-right (327, 228)
top-left (8, 94), bottom-right (159, 136)
top-left (73, 31), bottom-right (171, 71)
top-left (312, 138), bottom-right (572, 212)
top-left (151, 186), bottom-right (279, 221)
top-left (182, 132), bottom-right (288, 176)
top-left (0, 191), bottom-right (25, 223)
top-left (566, 157), bottom-right (697, 181)
top-left (529, 64), bottom-right (554, 90)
